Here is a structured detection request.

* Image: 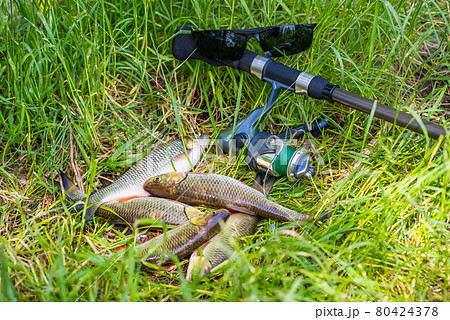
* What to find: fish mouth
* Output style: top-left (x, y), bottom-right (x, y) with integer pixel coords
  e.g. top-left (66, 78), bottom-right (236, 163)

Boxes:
top-left (211, 209), bottom-right (230, 224)
top-left (195, 134), bottom-right (210, 150)
top-left (179, 134), bottom-right (209, 168)
top-left (186, 134), bottom-right (210, 151)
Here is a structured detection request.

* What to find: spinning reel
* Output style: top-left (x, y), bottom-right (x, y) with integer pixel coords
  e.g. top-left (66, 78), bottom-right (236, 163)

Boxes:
top-left (171, 25), bottom-right (446, 190)
top-left (218, 80), bottom-right (327, 181)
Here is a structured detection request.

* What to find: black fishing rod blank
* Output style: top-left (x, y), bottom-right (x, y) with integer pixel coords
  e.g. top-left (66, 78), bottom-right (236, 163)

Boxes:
top-left (330, 88), bottom-right (446, 139)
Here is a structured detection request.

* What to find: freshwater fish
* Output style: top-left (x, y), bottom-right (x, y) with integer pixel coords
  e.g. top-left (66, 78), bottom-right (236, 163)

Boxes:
top-left (143, 172), bottom-right (310, 222)
top-left (186, 212), bottom-right (258, 281)
top-left (135, 209), bottom-right (229, 265)
top-left (55, 171), bottom-right (204, 225)
top-left (68, 135), bottom-right (209, 222)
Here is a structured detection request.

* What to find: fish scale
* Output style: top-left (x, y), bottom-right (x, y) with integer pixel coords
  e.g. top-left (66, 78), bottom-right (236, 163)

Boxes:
top-left (56, 171), bottom-right (203, 226)
top-left (134, 209), bottom-right (229, 265)
top-left (144, 172), bottom-right (309, 222)
top-left (94, 197), bottom-right (203, 226)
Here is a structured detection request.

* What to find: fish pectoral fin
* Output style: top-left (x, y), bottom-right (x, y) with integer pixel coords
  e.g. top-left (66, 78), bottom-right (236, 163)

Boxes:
top-left (227, 205), bottom-right (257, 216)
top-left (108, 219), bottom-right (127, 226)
top-left (116, 196), bottom-right (141, 202)
top-left (184, 206), bottom-right (204, 220)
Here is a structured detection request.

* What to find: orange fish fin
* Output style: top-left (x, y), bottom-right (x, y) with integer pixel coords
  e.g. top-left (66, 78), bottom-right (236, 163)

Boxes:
top-left (227, 205), bottom-right (256, 216)
top-left (116, 196), bottom-right (141, 202)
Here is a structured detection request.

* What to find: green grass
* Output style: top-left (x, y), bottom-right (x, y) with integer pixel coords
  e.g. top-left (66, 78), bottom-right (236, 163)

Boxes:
top-left (0, 0), bottom-right (449, 301)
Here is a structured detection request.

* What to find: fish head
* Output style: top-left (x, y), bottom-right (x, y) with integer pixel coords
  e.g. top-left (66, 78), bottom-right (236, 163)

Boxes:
top-left (182, 134), bottom-right (210, 166)
top-left (167, 135), bottom-right (209, 174)
top-left (143, 172), bottom-right (187, 196)
top-left (211, 209), bottom-right (230, 229)
top-left (212, 208), bottom-right (230, 221)
top-left (184, 206), bottom-right (204, 220)
top-left (185, 134), bottom-right (209, 151)
top-left (189, 209), bottom-right (230, 227)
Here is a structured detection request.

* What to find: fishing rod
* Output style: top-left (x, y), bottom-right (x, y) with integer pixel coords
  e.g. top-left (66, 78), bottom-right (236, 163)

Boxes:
top-left (172, 25), bottom-right (447, 187)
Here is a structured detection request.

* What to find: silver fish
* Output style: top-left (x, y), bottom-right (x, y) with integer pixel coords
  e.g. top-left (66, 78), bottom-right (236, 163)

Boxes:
top-left (55, 171), bottom-right (203, 225)
top-left (60, 135), bottom-right (209, 222)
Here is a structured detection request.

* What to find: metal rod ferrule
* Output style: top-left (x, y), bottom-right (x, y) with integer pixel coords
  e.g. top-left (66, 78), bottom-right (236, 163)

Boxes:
top-left (295, 71), bottom-right (315, 95)
top-left (250, 56), bottom-right (270, 79)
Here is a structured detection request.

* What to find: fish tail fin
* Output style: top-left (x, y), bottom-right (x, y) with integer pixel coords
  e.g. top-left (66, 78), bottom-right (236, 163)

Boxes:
top-left (56, 170), bottom-right (100, 222)
top-left (186, 242), bottom-right (211, 282)
top-left (74, 201), bottom-right (101, 223)
top-left (68, 201), bottom-right (101, 223)
top-left (55, 170), bottom-right (87, 202)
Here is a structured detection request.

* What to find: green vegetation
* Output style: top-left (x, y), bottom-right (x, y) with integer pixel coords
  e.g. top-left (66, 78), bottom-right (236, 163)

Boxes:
top-left (0, 0), bottom-right (449, 301)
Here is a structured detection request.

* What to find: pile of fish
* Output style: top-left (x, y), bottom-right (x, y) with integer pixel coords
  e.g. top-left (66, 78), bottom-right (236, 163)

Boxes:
top-left (56, 135), bottom-right (309, 280)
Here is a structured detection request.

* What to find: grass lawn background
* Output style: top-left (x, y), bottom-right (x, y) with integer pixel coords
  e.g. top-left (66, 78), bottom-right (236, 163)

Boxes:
top-left (0, 0), bottom-right (449, 301)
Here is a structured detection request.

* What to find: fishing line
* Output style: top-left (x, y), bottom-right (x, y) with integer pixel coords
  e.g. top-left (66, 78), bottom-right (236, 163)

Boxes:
top-left (278, 178), bottom-right (300, 201)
